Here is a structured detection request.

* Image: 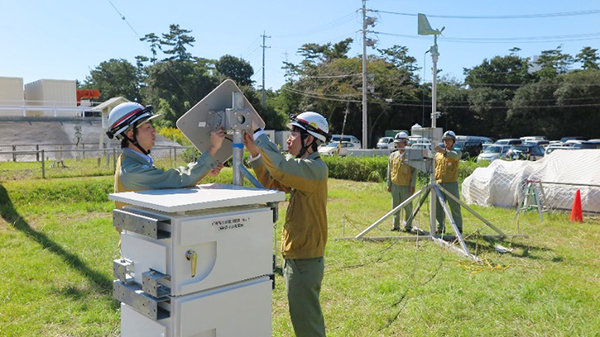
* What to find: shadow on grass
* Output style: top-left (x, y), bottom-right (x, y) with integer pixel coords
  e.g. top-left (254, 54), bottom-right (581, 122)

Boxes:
top-left (0, 184), bottom-right (114, 296)
top-left (460, 236), bottom-right (555, 261)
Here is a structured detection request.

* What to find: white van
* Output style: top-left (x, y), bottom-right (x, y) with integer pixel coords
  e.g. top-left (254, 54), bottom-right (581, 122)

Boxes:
top-left (330, 134), bottom-right (361, 148)
top-left (520, 136), bottom-right (547, 142)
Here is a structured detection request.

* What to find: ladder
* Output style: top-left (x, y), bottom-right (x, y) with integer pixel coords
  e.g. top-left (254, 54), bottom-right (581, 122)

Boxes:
top-left (517, 179), bottom-right (546, 222)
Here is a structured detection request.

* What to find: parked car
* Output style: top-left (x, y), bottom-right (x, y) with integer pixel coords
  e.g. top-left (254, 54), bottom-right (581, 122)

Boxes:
top-left (494, 138), bottom-right (522, 146)
top-left (331, 134), bottom-right (361, 148)
top-left (457, 135), bottom-right (494, 144)
top-left (318, 141), bottom-right (354, 156)
top-left (524, 139), bottom-right (550, 147)
top-left (503, 145), bottom-right (545, 161)
top-left (481, 142), bottom-right (494, 151)
top-left (580, 140), bottom-right (600, 149)
top-left (560, 136), bottom-right (585, 143)
top-left (477, 145), bottom-right (511, 163)
top-left (454, 141), bottom-right (483, 160)
top-left (376, 137), bottom-right (395, 149)
top-left (410, 142), bottom-right (433, 158)
top-left (564, 140), bottom-right (585, 148)
top-left (520, 136), bottom-right (547, 142)
top-left (545, 144), bottom-right (574, 156)
top-left (407, 135), bottom-right (429, 146)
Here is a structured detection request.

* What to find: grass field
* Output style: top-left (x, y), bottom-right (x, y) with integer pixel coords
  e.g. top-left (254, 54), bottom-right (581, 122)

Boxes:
top-left (1, 170), bottom-right (599, 336)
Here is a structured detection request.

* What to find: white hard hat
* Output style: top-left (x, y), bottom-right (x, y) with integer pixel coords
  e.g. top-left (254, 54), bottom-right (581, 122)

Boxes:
top-left (106, 102), bottom-right (161, 140)
top-left (394, 131), bottom-right (409, 142)
top-left (288, 111), bottom-right (331, 143)
top-left (442, 130), bottom-right (456, 141)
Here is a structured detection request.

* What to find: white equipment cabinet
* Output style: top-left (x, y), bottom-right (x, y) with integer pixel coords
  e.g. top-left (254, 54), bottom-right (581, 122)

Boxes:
top-left (109, 183), bottom-right (285, 337)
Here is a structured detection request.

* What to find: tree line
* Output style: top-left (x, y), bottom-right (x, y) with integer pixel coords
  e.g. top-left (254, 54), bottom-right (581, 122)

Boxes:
top-left (81, 24), bottom-right (600, 147)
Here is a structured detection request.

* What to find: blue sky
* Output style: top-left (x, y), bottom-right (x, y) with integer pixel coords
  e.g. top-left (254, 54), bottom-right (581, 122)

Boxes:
top-left (1, 0), bottom-right (598, 91)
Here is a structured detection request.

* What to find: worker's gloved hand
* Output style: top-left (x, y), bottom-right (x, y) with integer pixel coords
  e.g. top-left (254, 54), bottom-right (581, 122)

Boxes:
top-left (208, 127), bottom-right (225, 156)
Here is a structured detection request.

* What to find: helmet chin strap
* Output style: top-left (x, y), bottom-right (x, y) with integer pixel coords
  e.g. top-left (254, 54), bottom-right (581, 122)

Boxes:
top-left (125, 122), bottom-right (151, 156)
top-left (296, 133), bottom-right (311, 159)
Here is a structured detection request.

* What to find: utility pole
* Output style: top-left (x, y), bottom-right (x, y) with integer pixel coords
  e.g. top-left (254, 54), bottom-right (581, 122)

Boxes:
top-left (360, 1), bottom-right (377, 148)
top-left (261, 31), bottom-right (271, 108)
top-left (361, 0), bottom-right (368, 149)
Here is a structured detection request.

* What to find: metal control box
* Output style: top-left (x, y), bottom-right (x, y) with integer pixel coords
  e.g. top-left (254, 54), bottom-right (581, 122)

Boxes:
top-left (109, 184), bottom-right (285, 337)
top-left (119, 276), bottom-right (272, 337)
top-left (116, 206), bottom-right (274, 296)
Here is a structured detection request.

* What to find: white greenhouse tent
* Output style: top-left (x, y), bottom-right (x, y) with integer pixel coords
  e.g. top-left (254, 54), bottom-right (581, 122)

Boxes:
top-left (462, 150), bottom-right (600, 213)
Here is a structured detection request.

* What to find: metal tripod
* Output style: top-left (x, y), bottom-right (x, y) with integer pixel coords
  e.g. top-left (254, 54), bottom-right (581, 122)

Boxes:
top-left (354, 181), bottom-right (513, 262)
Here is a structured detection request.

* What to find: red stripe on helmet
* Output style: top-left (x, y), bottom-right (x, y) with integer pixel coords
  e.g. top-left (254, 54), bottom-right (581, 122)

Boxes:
top-left (296, 118), bottom-right (321, 132)
top-left (112, 108), bottom-right (143, 130)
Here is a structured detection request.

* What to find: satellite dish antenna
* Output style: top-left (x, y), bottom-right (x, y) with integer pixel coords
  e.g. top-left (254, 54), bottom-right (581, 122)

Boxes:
top-left (177, 79), bottom-right (266, 185)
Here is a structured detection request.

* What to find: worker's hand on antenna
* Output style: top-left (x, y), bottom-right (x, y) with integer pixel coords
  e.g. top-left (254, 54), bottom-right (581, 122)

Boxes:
top-left (208, 127), bottom-right (225, 156)
top-left (208, 163), bottom-right (224, 177)
top-left (243, 131), bottom-right (260, 158)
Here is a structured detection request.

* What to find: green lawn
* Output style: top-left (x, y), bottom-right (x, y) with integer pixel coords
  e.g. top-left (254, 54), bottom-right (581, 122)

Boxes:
top-left (1, 172), bottom-right (599, 336)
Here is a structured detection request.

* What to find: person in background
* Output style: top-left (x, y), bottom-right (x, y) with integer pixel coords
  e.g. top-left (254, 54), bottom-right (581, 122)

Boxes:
top-left (243, 111), bottom-right (330, 337)
top-left (386, 131), bottom-right (417, 232)
top-left (434, 130), bottom-right (463, 234)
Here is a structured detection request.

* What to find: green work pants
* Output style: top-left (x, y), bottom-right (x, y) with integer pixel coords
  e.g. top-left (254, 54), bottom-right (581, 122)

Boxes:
top-left (391, 184), bottom-right (413, 230)
top-left (284, 257), bottom-right (326, 337)
top-left (435, 181), bottom-right (463, 234)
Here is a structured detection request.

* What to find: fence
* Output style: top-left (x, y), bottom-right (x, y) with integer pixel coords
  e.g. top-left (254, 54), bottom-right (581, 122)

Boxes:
top-left (0, 143), bottom-right (197, 180)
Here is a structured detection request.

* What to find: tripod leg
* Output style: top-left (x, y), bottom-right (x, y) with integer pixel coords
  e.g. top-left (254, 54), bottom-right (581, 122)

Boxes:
top-left (433, 185), bottom-right (473, 258)
top-left (355, 186), bottom-right (427, 239)
top-left (438, 184), bottom-right (506, 237)
top-left (405, 186), bottom-right (431, 231)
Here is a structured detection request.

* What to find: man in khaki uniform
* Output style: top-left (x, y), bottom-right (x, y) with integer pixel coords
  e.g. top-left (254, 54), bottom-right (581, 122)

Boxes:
top-left (386, 132), bottom-right (417, 232)
top-left (244, 111), bottom-right (330, 337)
top-left (434, 130), bottom-right (463, 234)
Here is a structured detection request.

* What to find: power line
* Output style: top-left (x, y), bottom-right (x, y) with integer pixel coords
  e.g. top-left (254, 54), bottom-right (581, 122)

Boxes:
top-left (104, 0), bottom-right (195, 103)
top-left (374, 9), bottom-right (600, 19)
top-left (468, 82), bottom-right (600, 87)
top-left (283, 87), bottom-right (361, 103)
top-left (106, 0), bottom-right (143, 40)
top-left (373, 31), bottom-right (600, 44)
top-left (303, 73), bottom-right (362, 79)
top-left (283, 85), bottom-right (600, 108)
top-left (243, 45), bottom-right (262, 62)
top-left (240, 35), bottom-right (262, 56)
top-left (286, 87), bottom-right (361, 98)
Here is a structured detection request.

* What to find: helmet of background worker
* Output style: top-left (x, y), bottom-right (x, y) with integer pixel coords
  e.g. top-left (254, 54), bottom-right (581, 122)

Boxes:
top-left (288, 111), bottom-right (331, 144)
top-left (394, 131), bottom-right (409, 143)
top-left (442, 130), bottom-right (456, 142)
top-left (106, 102), bottom-right (161, 140)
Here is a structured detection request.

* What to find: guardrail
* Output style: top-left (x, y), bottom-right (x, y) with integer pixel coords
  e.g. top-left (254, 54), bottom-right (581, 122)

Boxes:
top-left (0, 145), bottom-right (195, 179)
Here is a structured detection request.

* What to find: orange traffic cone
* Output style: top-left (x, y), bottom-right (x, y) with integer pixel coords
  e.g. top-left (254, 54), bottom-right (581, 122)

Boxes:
top-left (569, 189), bottom-right (583, 222)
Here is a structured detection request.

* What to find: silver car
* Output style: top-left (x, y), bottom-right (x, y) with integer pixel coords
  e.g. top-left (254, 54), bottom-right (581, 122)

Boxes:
top-left (376, 137), bottom-right (395, 149)
top-left (477, 145), bottom-right (510, 163)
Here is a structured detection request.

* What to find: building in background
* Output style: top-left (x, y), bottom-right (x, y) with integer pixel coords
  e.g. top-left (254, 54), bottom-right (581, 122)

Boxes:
top-left (0, 76), bottom-right (98, 118)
